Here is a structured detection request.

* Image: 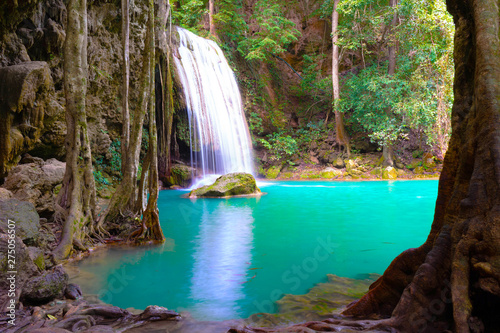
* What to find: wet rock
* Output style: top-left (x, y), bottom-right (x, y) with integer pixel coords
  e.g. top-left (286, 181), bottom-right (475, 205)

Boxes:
top-left (382, 166), bottom-right (398, 180)
top-left (3, 158), bottom-right (65, 217)
top-left (189, 173), bottom-right (261, 198)
top-left (64, 283), bottom-right (83, 300)
top-left (21, 265), bottom-right (68, 305)
top-left (139, 305), bottom-right (180, 321)
top-left (0, 198), bottom-right (40, 245)
top-left (0, 234), bottom-right (38, 312)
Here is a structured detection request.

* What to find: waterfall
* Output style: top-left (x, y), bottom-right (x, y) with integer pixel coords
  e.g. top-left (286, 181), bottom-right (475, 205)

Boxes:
top-left (173, 27), bottom-right (254, 187)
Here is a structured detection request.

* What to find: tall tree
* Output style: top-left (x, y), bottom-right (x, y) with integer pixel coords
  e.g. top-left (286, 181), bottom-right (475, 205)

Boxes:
top-left (327, 0), bottom-right (350, 156)
top-left (134, 0), bottom-right (164, 242)
top-left (342, 0), bottom-right (500, 331)
top-left (209, 0), bottom-right (216, 38)
top-left (382, 0), bottom-right (398, 166)
top-left (98, 0), bottom-right (155, 227)
top-left (121, 0), bottom-right (130, 174)
top-left (54, 0), bottom-right (96, 260)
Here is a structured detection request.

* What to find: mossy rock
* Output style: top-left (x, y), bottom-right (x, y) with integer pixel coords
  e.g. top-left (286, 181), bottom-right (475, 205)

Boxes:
top-left (280, 171), bottom-right (294, 179)
top-left (407, 159), bottom-right (422, 170)
top-left (166, 164), bottom-right (195, 187)
top-left (345, 159), bottom-right (362, 176)
top-left (370, 167), bottom-right (382, 176)
top-left (188, 173), bottom-right (261, 198)
top-left (414, 166), bottom-right (425, 174)
top-left (382, 166), bottom-right (398, 180)
top-left (422, 152), bottom-right (436, 168)
top-left (320, 167), bottom-right (343, 179)
top-left (265, 166), bottom-right (281, 179)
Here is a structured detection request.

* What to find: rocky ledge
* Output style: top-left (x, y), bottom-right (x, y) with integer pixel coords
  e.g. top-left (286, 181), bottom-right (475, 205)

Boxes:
top-left (188, 173), bottom-right (262, 198)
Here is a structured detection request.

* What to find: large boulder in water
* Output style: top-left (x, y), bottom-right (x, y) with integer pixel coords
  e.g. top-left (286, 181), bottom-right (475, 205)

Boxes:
top-left (188, 173), bottom-right (261, 198)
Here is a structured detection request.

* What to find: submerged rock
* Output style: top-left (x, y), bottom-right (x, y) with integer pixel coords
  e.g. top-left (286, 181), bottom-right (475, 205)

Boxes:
top-left (189, 173), bottom-right (261, 198)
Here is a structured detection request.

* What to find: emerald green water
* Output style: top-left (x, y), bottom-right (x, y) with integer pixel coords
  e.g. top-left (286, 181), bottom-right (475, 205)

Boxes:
top-left (72, 180), bottom-right (438, 321)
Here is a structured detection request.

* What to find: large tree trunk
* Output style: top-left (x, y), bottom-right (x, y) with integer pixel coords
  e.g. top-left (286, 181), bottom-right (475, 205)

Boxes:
top-left (209, 0), bottom-right (216, 38)
top-left (329, 0), bottom-right (350, 157)
top-left (121, 0), bottom-right (130, 175)
top-left (382, 0), bottom-right (398, 167)
top-left (137, 0), bottom-right (164, 243)
top-left (98, 4), bottom-right (153, 225)
top-left (342, 0), bottom-right (500, 332)
top-left (53, 0), bottom-right (96, 260)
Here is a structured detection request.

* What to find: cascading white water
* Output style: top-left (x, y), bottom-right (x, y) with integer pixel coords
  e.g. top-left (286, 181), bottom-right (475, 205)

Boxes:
top-left (173, 27), bottom-right (254, 188)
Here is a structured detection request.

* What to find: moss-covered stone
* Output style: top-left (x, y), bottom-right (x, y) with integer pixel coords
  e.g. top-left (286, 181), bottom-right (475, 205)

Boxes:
top-left (188, 172), bottom-right (261, 198)
top-left (320, 167), bottom-right (343, 179)
top-left (382, 166), bottom-right (398, 180)
top-left (265, 166), bottom-right (281, 179)
top-left (165, 164), bottom-right (195, 187)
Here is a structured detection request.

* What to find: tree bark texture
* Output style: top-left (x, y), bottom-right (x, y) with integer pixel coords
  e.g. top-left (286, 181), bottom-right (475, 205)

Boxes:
top-left (382, 0), bottom-right (398, 167)
top-left (99, 2), bottom-right (153, 225)
top-left (342, 1), bottom-right (500, 332)
top-left (330, 0), bottom-right (350, 156)
top-left (121, 0), bottom-right (130, 175)
top-left (54, 0), bottom-right (96, 260)
top-left (139, 0), bottom-right (165, 243)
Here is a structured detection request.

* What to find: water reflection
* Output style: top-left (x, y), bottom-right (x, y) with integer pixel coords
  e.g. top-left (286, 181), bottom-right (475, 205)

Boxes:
top-left (189, 201), bottom-right (254, 320)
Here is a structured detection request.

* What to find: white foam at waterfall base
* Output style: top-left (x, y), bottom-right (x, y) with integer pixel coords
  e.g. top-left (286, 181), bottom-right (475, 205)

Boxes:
top-left (173, 27), bottom-right (254, 189)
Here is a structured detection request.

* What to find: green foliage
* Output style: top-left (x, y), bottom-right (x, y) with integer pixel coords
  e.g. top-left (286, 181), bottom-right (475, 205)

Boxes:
top-left (249, 111), bottom-right (264, 135)
top-left (213, 0), bottom-right (248, 42)
top-left (238, 0), bottom-right (300, 61)
top-left (259, 131), bottom-right (299, 161)
top-left (172, 0), bottom-right (207, 32)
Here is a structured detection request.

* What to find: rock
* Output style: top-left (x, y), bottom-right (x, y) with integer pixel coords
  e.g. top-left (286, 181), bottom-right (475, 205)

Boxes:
top-left (414, 166), bottom-right (425, 174)
top-left (2, 158), bottom-right (65, 217)
top-left (28, 246), bottom-right (46, 270)
top-left (0, 234), bottom-right (38, 312)
top-left (320, 167), bottom-right (343, 179)
top-left (345, 159), bottom-right (362, 176)
top-left (139, 305), bottom-right (180, 321)
top-left (0, 187), bottom-right (13, 199)
top-left (0, 62), bottom-right (52, 178)
top-left (422, 152), bottom-right (436, 168)
top-left (382, 166), bottom-right (398, 180)
top-left (21, 265), bottom-right (68, 305)
top-left (164, 163), bottom-right (195, 187)
top-left (80, 305), bottom-right (129, 318)
top-left (395, 161), bottom-right (405, 169)
top-left (333, 157), bottom-right (345, 168)
top-left (64, 283), bottom-right (83, 300)
top-left (0, 198), bottom-right (40, 245)
top-left (370, 168), bottom-right (382, 177)
top-left (189, 173), bottom-right (261, 198)
top-left (265, 166), bottom-right (281, 179)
